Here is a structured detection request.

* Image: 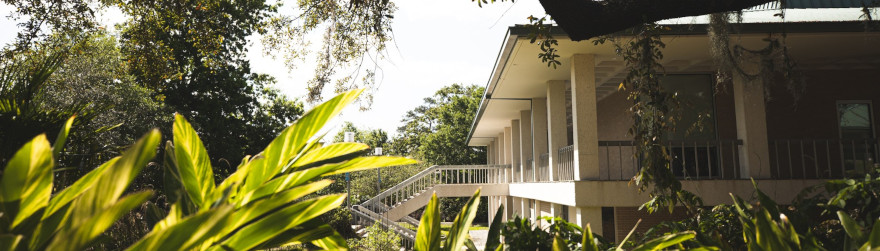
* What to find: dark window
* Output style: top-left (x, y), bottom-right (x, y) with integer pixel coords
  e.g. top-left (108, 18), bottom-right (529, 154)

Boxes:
top-left (661, 75), bottom-right (720, 178)
top-left (838, 102), bottom-right (877, 172)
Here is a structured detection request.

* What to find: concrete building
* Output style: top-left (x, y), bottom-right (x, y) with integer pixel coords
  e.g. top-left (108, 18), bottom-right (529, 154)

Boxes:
top-left (351, 6), bottom-right (880, 247)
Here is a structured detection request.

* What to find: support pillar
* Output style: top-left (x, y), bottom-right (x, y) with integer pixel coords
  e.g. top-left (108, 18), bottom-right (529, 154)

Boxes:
top-left (547, 81), bottom-right (568, 181)
top-left (571, 54), bottom-right (600, 180)
top-left (519, 110), bottom-right (533, 182)
top-left (487, 141), bottom-right (495, 165)
top-left (511, 121), bottom-right (521, 182)
top-left (532, 98), bottom-right (548, 181)
top-left (497, 133), bottom-right (505, 165)
top-left (733, 74), bottom-right (771, 178)
top-left (576, 207), bottom-right (603, 236)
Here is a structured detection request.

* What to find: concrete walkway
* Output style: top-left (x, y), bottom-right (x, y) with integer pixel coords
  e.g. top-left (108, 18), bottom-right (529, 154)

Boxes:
top-left (469, 230), bottom-right (489, 250)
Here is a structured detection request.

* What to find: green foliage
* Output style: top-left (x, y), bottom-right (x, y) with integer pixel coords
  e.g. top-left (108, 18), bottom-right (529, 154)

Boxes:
top-left (730, 180), bottom-right (826, 251)
top-left (415, 189), bottom-right (482, 251)
top-left (0, 116), bottom-right (161, 251)
top-left (145, 89), bottom-right (416, 250)
top-left (393, 84), bottom-right (486, 166)
top-left (119, 0), bottom-right (305, 172)
top-left (348, 222), bottom-right (402, 251)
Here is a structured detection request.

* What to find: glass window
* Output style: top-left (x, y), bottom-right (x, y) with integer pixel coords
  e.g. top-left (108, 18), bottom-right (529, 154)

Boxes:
top-left (838, 102), bottom-right (876, 172)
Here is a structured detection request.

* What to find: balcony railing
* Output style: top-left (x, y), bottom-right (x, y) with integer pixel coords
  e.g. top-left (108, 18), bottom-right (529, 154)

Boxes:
top-left (769, 138), bottom-right (878, 179)
top-left (599, 140), bottom-right (744, 181)
top-left (557, 145), bottom-right (575, 181)
top-left (524, 158), bottom-right (534, 182)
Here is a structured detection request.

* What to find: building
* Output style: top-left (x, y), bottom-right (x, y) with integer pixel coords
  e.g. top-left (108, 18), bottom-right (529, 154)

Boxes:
top-left (352, 5), bottom-right (880, 247)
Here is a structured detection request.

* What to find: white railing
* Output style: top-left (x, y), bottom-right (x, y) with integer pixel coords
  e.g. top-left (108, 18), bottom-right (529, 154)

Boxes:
top-left (351, 205), bottom-right (416, 249)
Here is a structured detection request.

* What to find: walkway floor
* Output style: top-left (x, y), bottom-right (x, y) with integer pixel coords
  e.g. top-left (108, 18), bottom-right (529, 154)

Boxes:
top-left (469, 229), bottom-right (488, 250)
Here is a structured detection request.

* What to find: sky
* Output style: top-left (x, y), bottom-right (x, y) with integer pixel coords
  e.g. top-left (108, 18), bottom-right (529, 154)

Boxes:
top-left (0, 0), bottom-right (547, 138)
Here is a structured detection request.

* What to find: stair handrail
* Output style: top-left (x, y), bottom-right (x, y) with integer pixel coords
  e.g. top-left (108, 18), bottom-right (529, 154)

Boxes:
top-left (361, 164), bottom-right (510, 209)
top-left (351, 205), bottom-right (417, 240)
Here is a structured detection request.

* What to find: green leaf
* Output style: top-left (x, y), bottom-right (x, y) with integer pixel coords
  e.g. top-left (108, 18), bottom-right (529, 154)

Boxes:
top-left (444, 189), bottom-right (481, 251)
top-left (52, 116), bottom-right (75, 160)
top-left (214, 194), bottom-right (346, 250)
top-left (321, 156), bottom-right (418, 176)
top-left (859, 219), bottom-right (880, 251)
top-left (43, 158), bottom-right (117, 219)
top-left (45, 191), bottom-right (153, 251)
top-left (485, 204), bottom-right (504, 251)
top-left (172, 114), bottom-right (215, 208)
top-left (631, 231), bottom-right (696, 251)
top-left (0, 234), bottom-right (23, 251)
top-left (582, 223), bottom-right (599, 251)
top-left (228, 180), bottom-right (333, 228)
top-left (70, 130), bottom-right (160, 216)
top-left (310, 230), bottom-right (349, 250)
top-left (243, 89), bottom-right (362, 193)
top-left (127, 205), bottom-right (234, 251)
top-left (839, 211), bottom-right (866, 242)
top-left (0, 134), bottom-right (54, 230)
top-left (254, 218), bottom-right (339, 249)
top-left (415, 193), bottom-right (441, 251)
top-left (289, 142), bottom-right (369, 169)
top-left (552, 234), bottom-right (571, 251)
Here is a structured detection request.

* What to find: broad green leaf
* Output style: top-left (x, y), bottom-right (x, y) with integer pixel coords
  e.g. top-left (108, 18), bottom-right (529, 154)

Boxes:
top-left (69, 130), bottom-right (160, 224)
top-left (310, 230), bottom-right (349, 250)
top-left (228, 180), bottom-right (333, 228)
top-left (0, 134), bottom-right (53, 230)
top-left (127, 205), bottom-right (234, 251)
top-left (552, 235), bottom-right (571, 251)
top-left (415, 193), bottom-right (441, 251)
top-left (839, 211), bottom-right (866, 242)
top-left (444, 189), bottom-right (481, 251)
top-left (172, 114), bottom-right (215, 208)
top-left (45, 191), bottom-right (152, 251)
top-left (0, 234), bottom-right (23, 251)
top-left (289, 142), bottom-right (369, 168)
top-left (43, 158), bottom-right (117, 218)
top-left (243, 89), bottom-right (362, 192)
top-left (212, 155), bottom-right (251, 204)
top-left (152, 202), bottom-right (185, 232)
top-left (583, 223), bottom-right (599, 251)
top-left (860, 219), bottom-right (880, 251)
top-left (214, 194), bottom-right (346, 251)
top-left (254, 218), bottom-right (338, 249)
top-left (465, 238), bottom-right (479, 251)
top-left (322, 156), bottom-right (418, 176)
top-left (631, 231), bottom-right (695, 251)
top-left (485, 204), bottom-right (504, 251)
top-left (52, 116), bottom-right (74, 159)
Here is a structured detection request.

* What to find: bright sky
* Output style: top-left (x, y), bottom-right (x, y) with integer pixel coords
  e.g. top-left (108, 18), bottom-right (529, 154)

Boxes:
top-left (0, 1), bottom-right (547, 138)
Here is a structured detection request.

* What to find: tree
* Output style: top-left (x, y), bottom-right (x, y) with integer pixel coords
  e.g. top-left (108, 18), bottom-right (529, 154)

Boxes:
top-left (118, 0), bottom-right (305, 173)
top-left (391, 84), bottom-right (486, 165)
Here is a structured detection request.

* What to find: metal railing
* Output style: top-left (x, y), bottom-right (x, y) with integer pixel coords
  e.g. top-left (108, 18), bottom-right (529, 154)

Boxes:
top-left (536, 153), bottom-right (550, 181)
top-left (557, 145), bottom-right (575, 181)
top-left (599, 140), bottom-right (744, 180)
top-left (351, 205), bottom-right (416, 249)
top-left (769, 138), bottom-right (879, 179)
top-left (360, 165), bottom-right (509, 214)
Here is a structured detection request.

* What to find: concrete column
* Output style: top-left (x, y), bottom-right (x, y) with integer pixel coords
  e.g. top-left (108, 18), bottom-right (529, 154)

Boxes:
top-left (511, 121), bottom-right (521, 182)
top-left (576, 207), bottom-right (603, 235)
top-left (547, 81), bottom-right (568, 181)
top-left (571, 54), bottom-right (600, 180)
top-left (550, 203), bottom-right (563, 223)
top-left (519, 111), bottom-right (533, 182)
top-left (504, 128), bottom-right (512, 165)
top-left (487, 141), bottom-right (495, 164)
top-left (520, 197), bottom-right (530, 220)
top-left (497, 134), bottom-right (505, 165)
top-left (532, 98), bottom-right (548, 181)
top-left (733, 74), bottom-right (771, 178)
top-left (505, 196), bottom-right (514, 222)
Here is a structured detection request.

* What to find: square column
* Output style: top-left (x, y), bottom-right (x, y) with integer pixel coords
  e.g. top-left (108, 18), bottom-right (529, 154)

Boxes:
top-left (519, 110), bottom-right (533, 182)
top-left (487, 141), bottom-right (495, 164)
top-left (504, 128), bottom-right (512, 165)
top-left (520, 197), bottom-right (531, 220)
top-left (532, 98), bottom-right (549, 181)
top-left (547, 80), bottom-right (568, 181)
top-left (571, 54), bottom-right (600, 180)
top-left (575, 207), bottom-right (603, 237)
top-left (511, 120), bottom-right (522, 182)
top-left (733, 74), bottom-right (771, 178)
top-left (497, 133), bottom-right (505, 165)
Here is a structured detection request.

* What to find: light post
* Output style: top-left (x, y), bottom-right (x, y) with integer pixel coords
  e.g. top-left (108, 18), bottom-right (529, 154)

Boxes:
top-left (343, 132), bottom-right (355, 208)
top-left (374, 147), bottom-right (383, 193)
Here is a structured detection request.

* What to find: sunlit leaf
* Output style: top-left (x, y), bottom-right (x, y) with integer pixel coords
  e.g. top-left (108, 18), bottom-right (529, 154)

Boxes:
top-left (415, 193), bottom-right (441, 251)
top-left (0, 134), bottom-right (53, 230)
top-left (444, 189), bottom-right (481, 251)
top-left (172, 114), bottom-right (215, 208)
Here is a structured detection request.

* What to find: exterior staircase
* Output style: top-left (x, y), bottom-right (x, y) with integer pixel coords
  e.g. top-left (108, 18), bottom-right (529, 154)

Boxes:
top-left (348, 164), bottom-right (510, 249)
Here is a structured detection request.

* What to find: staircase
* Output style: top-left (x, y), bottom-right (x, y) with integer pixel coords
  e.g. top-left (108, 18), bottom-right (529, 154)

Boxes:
top-left (348, 164), bottom-right (510, 249)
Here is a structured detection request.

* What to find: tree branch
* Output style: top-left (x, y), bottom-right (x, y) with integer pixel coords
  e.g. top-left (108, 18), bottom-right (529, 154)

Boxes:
top-left (538, 0), bottom-right (774, 40)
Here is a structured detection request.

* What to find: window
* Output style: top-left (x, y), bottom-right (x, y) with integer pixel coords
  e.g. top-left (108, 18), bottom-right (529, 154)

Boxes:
top-left (661, 75), bottom-right (720, 178)
top-left (838, 101), bottom-right (877, 172)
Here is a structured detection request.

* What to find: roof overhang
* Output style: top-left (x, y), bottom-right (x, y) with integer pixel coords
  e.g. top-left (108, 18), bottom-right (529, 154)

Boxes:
top-left (466, 21), bottom-right (880, 146)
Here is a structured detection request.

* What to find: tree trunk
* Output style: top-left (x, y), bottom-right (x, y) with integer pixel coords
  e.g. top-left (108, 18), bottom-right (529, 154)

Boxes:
top-left (538, 0), bottom-right (773, 40)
